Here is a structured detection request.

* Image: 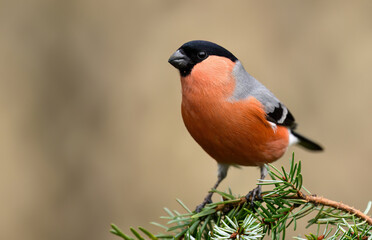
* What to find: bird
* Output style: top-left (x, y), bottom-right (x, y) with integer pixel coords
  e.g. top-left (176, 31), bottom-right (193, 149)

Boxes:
top-left (168, 40), bottom-right (323, 212)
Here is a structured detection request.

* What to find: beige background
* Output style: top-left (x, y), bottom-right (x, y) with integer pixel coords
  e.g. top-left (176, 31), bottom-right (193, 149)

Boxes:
top-left (1, 1), bottom-right (372, 240)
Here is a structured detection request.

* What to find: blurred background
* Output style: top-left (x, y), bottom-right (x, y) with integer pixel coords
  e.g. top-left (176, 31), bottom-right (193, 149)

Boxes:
top-left (1, 1), bottom-right (372, 239)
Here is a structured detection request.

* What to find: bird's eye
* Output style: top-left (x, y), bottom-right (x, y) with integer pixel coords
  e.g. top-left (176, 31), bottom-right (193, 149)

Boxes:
top-left (197, 51), bottom-right (207, 59)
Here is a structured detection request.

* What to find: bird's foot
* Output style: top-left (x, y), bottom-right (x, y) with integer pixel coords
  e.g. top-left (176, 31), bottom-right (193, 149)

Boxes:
top-left (245, 185), bottom-right (263, 208)
top-left (195, 193), bottom-right (213, 213)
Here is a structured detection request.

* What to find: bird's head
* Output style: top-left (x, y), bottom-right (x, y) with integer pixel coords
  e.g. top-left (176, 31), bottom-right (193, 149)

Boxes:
top-left (168, 40), bottom-right (238, 77)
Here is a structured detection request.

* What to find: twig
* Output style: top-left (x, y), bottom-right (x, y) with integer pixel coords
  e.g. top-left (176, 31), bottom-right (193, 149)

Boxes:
top-left (214, 192), bottom-right (372, 225)
top-left (304, 194), bottom-right (372, 225)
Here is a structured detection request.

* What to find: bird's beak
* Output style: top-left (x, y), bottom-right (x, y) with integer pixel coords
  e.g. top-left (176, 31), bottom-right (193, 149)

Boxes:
top-left (168, 49), bottom-right (190, 69)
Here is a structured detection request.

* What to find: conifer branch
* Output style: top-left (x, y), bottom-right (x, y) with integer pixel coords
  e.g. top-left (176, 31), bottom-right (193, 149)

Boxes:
top-left (111, 154), bottom-right (372, 240)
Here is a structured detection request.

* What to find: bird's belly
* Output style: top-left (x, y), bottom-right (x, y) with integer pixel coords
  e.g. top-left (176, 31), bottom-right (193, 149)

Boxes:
top-left (181, 97), bottom-right (289, 166)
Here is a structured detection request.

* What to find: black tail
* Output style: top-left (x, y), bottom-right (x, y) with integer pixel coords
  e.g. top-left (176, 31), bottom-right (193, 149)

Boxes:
top-left (291, 131), bottom-right (323, 151)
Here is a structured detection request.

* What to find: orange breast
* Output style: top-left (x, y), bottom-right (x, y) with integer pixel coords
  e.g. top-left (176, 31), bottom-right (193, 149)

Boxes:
top-left (180, 57), bottom-right (289, 166)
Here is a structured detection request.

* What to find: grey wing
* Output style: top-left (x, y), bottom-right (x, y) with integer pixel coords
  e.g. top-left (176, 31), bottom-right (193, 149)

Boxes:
top-left (231, 61), bottom-right (297, 129)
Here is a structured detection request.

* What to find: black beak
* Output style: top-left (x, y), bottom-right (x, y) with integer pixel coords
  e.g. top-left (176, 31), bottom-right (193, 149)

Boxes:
top-left (168, 50), bottom-right (190, 69)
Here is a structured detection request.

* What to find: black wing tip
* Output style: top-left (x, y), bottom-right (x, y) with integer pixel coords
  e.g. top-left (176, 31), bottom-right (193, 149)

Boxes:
top-left (266, 104), bottom-right (297, 129)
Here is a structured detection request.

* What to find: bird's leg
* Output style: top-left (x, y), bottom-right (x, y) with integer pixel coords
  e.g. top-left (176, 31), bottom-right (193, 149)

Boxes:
top-left (246, 165), bottom-right (268, 206)
top-left (195, 164), bottom-right (229, 213)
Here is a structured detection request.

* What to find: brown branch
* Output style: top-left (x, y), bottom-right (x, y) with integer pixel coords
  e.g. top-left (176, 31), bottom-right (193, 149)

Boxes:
top-left (215, 192), bottom-right (372, 225)
top-left (304, 194), bottom-right (372, 225)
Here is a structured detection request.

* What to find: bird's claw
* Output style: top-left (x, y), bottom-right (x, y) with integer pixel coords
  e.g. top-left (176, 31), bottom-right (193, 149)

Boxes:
top-left (245, 186), bottom-right (262, 208)
top-left (195, 196), bottom-right (213, 213)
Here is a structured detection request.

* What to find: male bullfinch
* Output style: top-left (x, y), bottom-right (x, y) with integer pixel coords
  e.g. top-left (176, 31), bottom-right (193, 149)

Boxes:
top-left (168, 40), bottom-right (323, 212)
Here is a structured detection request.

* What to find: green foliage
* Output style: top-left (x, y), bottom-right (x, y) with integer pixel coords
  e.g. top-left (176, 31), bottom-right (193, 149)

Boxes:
top-left (111, 154), bottom-right (372, 240)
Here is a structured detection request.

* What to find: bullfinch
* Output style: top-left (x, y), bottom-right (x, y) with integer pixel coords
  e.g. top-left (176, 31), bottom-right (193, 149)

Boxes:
top-left (168, 40), bottom-right (323, 212)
